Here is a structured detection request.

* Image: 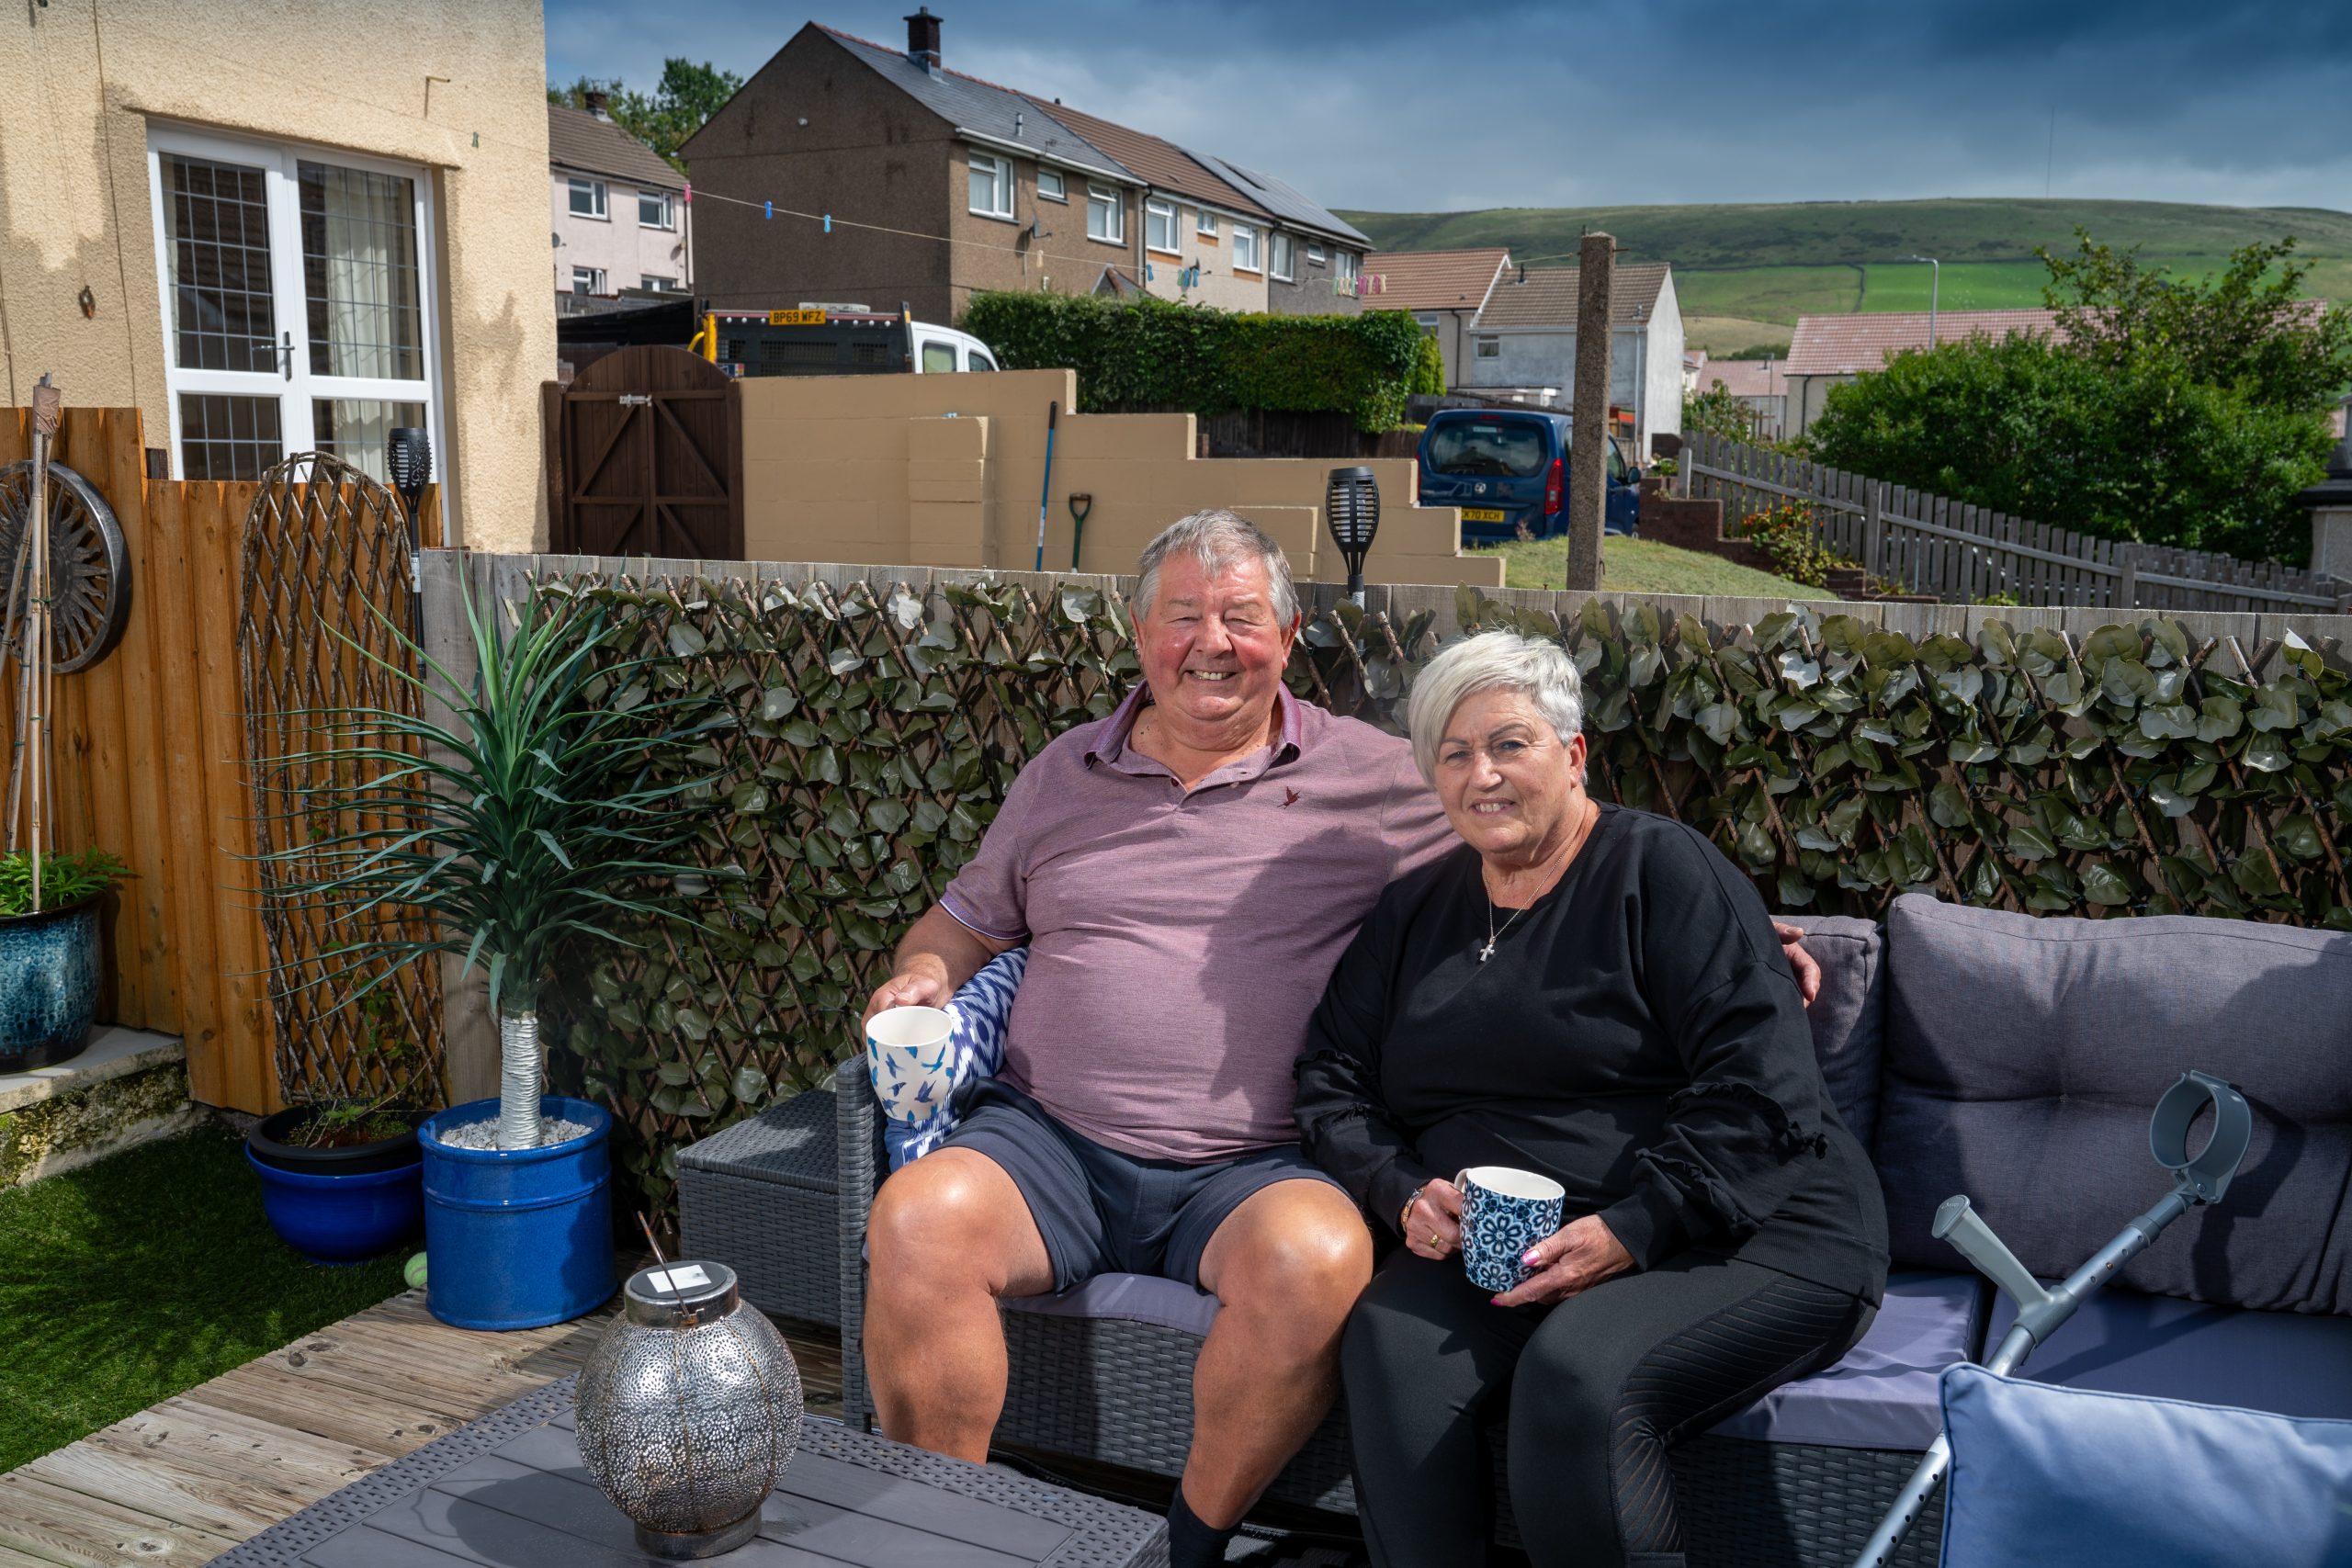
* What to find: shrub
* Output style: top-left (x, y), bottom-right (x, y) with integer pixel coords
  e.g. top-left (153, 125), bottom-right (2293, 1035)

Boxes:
top-left (1733, 502), bottom-right (1856, 589)
top-left (1410, 332), bottom-right (1446, 396)
top-left (959, 292), bottom-right (1426, 432)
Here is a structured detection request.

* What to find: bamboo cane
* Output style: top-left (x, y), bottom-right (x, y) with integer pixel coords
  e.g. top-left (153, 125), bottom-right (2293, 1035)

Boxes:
top-left (26, 375), bottom-right (57, 911)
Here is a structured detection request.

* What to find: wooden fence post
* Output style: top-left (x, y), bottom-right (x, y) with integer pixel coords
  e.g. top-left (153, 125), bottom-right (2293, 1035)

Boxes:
top-left (2119, 551), bottom-right (2138, 611)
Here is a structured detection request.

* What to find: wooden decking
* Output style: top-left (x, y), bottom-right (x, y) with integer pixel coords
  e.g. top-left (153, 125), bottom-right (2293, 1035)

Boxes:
top-left (0, 1291), bottom-right (842, 1568)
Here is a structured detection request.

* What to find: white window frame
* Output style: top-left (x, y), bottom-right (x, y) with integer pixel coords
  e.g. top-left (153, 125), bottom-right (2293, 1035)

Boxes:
top-left (572, 266), bottom-right (607, 294)
top-left (1196, 209), bottom-right (1218, 238)
top-left (639, 275), bottom-right (676, 292)
top-left (1145, 198), bottom-right (1180, 256)
top-left (1414, 312), bottom-right (1440, 334)
top-left (568, 175), bottom-right (607, 220)
top-left (1306, 241), bottom-right (1325, 266)
top-left (1335, 249), bottom-right (1359, 282)
top-left (1231, 223), bottom-right (1261, 275)
top-left (1086, 183), bottom-right (1124, 244)
top-left (1036, 166), bottom-right (1067, 202)
top-left (967, 152), bottom-right (1013, 220)
top-left (637, 188), bottom-right (674, 230)
top-left (1269, 231), bottom-right (1295, 282)
top-left (1475, 335), bottom-right (1500, 359)
top-left (146, 122), bottom-right (445, 494)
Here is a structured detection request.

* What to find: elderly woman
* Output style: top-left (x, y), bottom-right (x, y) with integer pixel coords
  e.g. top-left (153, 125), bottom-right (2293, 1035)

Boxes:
top-left (1295, 631), bottom-right (1888, 1568)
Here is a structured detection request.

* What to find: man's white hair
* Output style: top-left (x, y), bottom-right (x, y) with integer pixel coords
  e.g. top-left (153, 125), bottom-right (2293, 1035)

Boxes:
top-left (1404, 630), bottom-right (1586, 784)
top-left (1134, 510), bottom-right (1302, 626)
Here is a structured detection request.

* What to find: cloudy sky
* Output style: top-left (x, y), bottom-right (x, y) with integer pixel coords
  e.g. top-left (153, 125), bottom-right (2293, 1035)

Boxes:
top-left (543, 0), bottom-right (2352, 214)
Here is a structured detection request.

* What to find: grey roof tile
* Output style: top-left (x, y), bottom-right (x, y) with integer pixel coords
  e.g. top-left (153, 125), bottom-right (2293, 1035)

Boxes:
top-left (818, 26), bottom-right (1136, 184)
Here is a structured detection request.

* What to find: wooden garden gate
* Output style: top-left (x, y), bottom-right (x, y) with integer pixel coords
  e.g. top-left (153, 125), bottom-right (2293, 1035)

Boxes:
top-left (544, 346), bottom-right (742, 559)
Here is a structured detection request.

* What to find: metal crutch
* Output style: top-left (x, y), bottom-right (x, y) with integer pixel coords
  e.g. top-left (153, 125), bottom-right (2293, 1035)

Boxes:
top-left (1852, 1069), bottom-right (2254, 1567)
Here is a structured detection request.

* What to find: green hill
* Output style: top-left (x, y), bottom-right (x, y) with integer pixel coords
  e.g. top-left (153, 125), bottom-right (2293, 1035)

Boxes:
top-left (1340, 198), bottom-right (2352, 351)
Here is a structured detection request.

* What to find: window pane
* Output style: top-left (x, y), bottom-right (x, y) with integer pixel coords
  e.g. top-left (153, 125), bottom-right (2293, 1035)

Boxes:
top-left (1147, 203), bottom-right (1174, 252)
top-left (969, 157), bottom-right (1002, 213)
top-left (300, 162), bottom-right (423, 381)
top-left (178, 393), bottom-right (283, 479)
top-left (1199, 211), bottom-right (1217, 236)
top-left (1088, 187), bottom-right (1118, 242)
top-left (569, 177), bottom-right (603, 217)
top-left (160, 154), bottom-right (277, 374)
top-left (967, 349), bottom-right (994, 371)
top-left (921, 343), bottom-right (956, 373)
top-left (1038, 168), bottom-right (1064, 199)
top-left (313, 399), bottom-right (426, 483)
top-left (639, 189), bottom-right (670, 228)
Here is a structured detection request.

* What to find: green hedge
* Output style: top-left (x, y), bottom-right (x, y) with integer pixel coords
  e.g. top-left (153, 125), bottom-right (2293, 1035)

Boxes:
top-left (958, 291), bottom-right (1425, 432)
top-left (540, 575), bottom-right (2352, 1207)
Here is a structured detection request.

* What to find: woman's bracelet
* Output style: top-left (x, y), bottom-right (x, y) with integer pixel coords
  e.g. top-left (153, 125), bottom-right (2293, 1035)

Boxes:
top-left (1400, 1180), bottom-right (1430, 1235)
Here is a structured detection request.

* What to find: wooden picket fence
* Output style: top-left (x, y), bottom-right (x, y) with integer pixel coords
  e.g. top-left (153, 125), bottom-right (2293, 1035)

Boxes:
top-left (1680, 431), bottom-right (2348, 614)
top-left (0, 406), bottom-right (437, 1112)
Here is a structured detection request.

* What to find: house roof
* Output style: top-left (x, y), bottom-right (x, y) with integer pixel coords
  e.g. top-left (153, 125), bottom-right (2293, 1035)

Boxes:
top-left (1695, 358), bottom-right (1788, 398)
top-left (1473, 262), bottom-right (1674, 330)
top-left (1035, 101), bottom-right (1272, 220)
top-left (1182, 150), bottom-right (1370, 248)
top-left (1364, 248), bottom-right (1510, 313)
top-left (1781, 309), bottom-right (2060, 376)
top-left (548, 104), bottom-right (680, 190)
top-left (812, 25), bottom-right (1137, 183)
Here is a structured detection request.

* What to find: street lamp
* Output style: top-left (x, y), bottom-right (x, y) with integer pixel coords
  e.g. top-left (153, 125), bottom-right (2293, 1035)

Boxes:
top-left (1325, 466), bottom-right (1379, 605)
top-left (1908, 254), bottom-right (1940, 347)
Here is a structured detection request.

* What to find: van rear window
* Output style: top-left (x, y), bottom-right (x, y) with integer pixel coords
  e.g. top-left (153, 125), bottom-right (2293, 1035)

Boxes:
top-left (1428, 421), bottom-right (1546, 478)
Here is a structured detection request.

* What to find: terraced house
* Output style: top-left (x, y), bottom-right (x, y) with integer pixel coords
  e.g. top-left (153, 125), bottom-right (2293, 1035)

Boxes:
top-left (683, 9), bottom-right (1369, 322)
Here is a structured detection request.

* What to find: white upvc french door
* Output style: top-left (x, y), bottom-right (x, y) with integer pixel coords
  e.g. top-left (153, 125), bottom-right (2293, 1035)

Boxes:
top-left (146, 124), bottom-right (444, 489)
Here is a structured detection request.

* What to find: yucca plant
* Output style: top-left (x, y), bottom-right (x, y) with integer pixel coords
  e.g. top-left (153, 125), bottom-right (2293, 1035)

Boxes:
top-left (261, 581), bottom-right (712, 1151)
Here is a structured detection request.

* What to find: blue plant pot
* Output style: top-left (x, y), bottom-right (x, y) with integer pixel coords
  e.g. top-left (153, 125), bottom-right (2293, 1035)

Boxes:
top-left (245, 1145), bottom-right (424, 1265)
top-left (418, 1095), bottom-right (616, 1330)
top-left (0, 896), bottom-right (100, 1074)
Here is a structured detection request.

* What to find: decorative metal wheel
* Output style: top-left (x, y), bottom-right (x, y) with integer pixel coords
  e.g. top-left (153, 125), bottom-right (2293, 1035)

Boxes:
top-left (0, 459), bottom-right (132, 672)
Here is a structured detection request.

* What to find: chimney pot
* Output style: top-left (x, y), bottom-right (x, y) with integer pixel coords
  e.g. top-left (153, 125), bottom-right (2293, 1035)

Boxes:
top-left (584, 89), bottom-right (611, 120)
top-left (905, 6), bottom-right (942, 73)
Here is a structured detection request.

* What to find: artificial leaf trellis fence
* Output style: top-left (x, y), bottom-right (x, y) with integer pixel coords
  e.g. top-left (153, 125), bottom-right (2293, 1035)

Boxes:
top-left (488, 570), bottom-right (2352, 1207)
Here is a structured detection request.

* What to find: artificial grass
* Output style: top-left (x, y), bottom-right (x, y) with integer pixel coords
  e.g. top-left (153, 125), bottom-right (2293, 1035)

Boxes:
top-left (1475, 536), bottom-right (1817, 599)
top-left (0, 1121), bottom-right (407, 1473)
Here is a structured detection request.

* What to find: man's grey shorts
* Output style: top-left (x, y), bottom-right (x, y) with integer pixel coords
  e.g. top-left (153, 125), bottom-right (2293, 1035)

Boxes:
top-left (941, 1078), bottom-right (1350, 1293)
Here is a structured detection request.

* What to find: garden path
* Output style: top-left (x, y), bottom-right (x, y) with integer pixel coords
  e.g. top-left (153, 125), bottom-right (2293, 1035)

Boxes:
top-left (0, 1289), bottom-right (842, 1568)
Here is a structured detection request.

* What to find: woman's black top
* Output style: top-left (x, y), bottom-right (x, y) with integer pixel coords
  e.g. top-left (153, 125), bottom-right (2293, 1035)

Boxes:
top-left (1295, 804), bottom-right (1888, 1302)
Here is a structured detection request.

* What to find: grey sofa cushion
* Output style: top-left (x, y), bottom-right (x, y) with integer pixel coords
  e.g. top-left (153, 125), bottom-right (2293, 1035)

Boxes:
top-left (1787, 914), bottom-right (1887, 1148)
top-left (1710, 1269), bottom-right (1988, 1451)
top-left (1002, 1271), bottom-right (1221, 1337)
top-left (1983, 1287), bottom-right (2352, 1420)
top-left (1875, 895), bottom-right (2352, 1314)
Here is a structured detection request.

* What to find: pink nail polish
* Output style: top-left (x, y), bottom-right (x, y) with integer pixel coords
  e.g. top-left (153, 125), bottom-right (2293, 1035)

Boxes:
top-left (1521, 1249), bottom-right (1541, 1266)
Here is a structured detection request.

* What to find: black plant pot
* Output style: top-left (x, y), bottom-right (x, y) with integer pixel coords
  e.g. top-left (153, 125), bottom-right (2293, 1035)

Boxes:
top-left (0, 894), bottom-right (102, 1074)
top-left (246, 1108), bottom-right (426, 1264)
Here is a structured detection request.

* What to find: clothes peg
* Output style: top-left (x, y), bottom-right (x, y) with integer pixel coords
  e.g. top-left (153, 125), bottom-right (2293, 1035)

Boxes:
top-left (764, 200), bottom-right (773, 220)
top-left (823, 214), bottom-right (832, 233)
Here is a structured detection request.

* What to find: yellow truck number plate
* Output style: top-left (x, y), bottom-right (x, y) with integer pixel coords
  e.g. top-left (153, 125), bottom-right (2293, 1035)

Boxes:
top-left (1462, 507), bottom-right (1506, 523)
top-left (767, 309), bottom-right (827, 325)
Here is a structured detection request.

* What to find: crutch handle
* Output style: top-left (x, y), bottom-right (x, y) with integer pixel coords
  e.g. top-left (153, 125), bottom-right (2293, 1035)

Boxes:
top-left (1933, 1195), bottom-right (2052, 1315)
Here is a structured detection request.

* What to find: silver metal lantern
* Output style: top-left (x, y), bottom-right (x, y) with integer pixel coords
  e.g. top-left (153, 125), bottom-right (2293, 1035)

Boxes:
top-left (575, 1261), bottom-right (802, 1558)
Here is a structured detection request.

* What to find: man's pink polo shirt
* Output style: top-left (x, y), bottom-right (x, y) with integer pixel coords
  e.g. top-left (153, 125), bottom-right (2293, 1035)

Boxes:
top-left (939, 683), bottom-right (1453, 1163)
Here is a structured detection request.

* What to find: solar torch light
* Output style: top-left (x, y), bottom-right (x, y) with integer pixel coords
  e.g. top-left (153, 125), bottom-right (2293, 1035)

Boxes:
top-left (1326, 465), bottom-right (1379, 606)
top-left (386, 426), bottom-right (431, 595)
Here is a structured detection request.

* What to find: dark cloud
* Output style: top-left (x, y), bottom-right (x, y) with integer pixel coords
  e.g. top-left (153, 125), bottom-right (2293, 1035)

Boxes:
top-left (545, 0), bottom-right (2352, 212)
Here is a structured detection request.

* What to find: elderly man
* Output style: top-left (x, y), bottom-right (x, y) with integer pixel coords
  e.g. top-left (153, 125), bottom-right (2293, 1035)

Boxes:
top-left (861, 511), bottom-right (1818, 1567)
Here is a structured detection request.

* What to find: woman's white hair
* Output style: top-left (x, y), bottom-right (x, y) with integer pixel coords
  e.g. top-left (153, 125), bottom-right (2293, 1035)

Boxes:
top-left (1405, 630), bottom-right (1586, 784)
top-left (1134, 510), bottom-right (1301, 626)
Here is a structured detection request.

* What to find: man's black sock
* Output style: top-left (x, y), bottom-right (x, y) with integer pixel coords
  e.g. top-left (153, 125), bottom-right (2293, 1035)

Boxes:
top-left (1166, 1486), bottom-right (1238, 1568)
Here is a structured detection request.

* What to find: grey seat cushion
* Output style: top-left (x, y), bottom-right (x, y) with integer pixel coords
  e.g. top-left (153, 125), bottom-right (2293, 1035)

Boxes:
top-left (1002, 1271), bottom-right (1220, 1337)
top-left (1786, 913), bottom-right (1887, 1148)
top-left (1874, 894), bottom-right (2352, 1314)
top-left (1983, 1286), bottom-right (2352, 1420)
top-left (1709, 1269), bottom-right (1988, 1451)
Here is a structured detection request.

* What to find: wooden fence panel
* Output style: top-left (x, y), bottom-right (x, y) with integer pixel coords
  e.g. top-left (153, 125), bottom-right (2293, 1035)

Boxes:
top-left (0, 408), bottom-right (442, 1110)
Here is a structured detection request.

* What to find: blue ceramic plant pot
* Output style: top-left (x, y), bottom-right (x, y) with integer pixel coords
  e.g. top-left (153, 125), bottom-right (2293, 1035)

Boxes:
top-left (418, 1095), bottom-right (615, 1330)
top-left (0, 895), bottom-right (100, 1074)
top-left (245, 1107), bottom-right (424, 1265)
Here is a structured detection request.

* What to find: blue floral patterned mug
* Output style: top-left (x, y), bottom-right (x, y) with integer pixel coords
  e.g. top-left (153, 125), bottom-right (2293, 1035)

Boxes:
top-left (1456, 1166), bottom-right (1566, 1294)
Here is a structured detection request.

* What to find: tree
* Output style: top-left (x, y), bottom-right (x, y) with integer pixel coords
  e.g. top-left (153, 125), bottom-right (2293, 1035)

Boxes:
top-left (2040, 230), bottom-right (2352, 415)
top-left (1682, 381), bottom-right (1758, 443)
top-left (548, 59), bottom-right (744, 172)
top-left (1805, 333), bottom-right (2331, 564)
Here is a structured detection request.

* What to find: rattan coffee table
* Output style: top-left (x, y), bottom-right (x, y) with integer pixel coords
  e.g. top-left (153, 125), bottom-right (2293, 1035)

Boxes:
top-left (207, 1373), bottom-right (1168, 1568)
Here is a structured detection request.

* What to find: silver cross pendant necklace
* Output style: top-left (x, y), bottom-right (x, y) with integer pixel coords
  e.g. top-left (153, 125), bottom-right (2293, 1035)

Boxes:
top-left (1479, 899), bottom-right (1527, 963)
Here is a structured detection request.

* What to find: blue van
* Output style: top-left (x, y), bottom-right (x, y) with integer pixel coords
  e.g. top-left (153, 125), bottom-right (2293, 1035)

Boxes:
top-left (1415, 409), bottom-right (1640, 544)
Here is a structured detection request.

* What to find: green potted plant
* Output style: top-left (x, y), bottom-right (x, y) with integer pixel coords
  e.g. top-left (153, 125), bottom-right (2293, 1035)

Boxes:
top-left (262, 581), bottom-right (708, 1325)
top-left (0, 847), bottom-right (130, 1073)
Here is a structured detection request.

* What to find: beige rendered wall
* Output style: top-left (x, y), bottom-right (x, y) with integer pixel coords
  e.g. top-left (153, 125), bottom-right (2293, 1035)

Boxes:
top-left (0, 0), bottom-right (554, 551)
top-left (736, 368), bottom-right (1502, 589)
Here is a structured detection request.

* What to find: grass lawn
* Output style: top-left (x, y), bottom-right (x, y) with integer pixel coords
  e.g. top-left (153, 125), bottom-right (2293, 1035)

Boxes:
top-left (1683, 315), bottom-right (1793, 357)
top-left (0, 1122), bottom-right (408, 1473)
top-left (1475, 536), bottom-right (1815, 598)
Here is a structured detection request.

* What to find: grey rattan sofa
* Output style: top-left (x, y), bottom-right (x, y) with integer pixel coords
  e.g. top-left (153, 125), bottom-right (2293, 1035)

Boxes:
top-left (682, 895), bottom-right (2352, 1566)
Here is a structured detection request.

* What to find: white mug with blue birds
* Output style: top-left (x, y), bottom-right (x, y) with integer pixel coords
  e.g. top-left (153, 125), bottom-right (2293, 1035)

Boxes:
top-left (1456, 1166), bottom-right (1567, 1294)
top-left (866, 1006), bottom-right (957, 1123)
